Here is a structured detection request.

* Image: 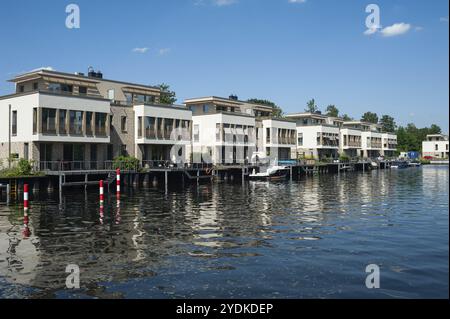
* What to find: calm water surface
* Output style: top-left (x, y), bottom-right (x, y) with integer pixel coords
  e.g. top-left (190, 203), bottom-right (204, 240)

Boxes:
top-left (0, 166), bottom-right (448, 298)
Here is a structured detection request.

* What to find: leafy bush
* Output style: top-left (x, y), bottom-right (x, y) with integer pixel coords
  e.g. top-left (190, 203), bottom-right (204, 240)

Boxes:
top-left (339, 155), bottom-right (350, 162)
top-left (0, 159), bottom-right (34, 177)
top-left (113, 156), bottom-right (140, 171)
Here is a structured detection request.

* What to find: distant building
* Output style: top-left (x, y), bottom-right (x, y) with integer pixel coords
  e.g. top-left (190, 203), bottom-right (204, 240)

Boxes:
top-left (422, 134), bottom-right (449, 159)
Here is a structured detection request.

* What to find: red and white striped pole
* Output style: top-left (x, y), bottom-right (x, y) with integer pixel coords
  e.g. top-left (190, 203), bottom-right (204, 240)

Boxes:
top-left (23, 184), bottom-right (29, 211)
top-left (99, 180), bottom-right (104, 204)
top-left (116, 168), bottom-right (121, 200)
top-left (23, 184), bottom-right (31, 237)
top-left (99, 180), bottom-right (104, 224)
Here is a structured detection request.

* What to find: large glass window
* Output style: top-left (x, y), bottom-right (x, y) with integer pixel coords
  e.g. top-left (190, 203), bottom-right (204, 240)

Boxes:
top-left (59, 110), bottom-right (67, 135)
top-left (85, 112), bottom-right (93, 135)
top-left (12, 111), bottom-right (17, 136)
top-left (69, 110), bottom-right (83, 135)
top-left (124, 93), bottom-right (133, 105)
top-left (48, 83), bottom-right (73, 93)
top-left (95, 113), bottom-right (107, 136)
top-left (33, 108), bottom-right (37, 134)
top-left (145, 117), bottom-right (156, 139)
top-left (137, 116), bottom-right (142, 138)
top-left (42, 108), bottom-right (57, 134)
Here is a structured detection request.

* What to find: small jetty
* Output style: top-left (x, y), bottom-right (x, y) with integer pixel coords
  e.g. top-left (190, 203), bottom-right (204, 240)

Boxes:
top-left (0, 159), bottom-right (395, 204)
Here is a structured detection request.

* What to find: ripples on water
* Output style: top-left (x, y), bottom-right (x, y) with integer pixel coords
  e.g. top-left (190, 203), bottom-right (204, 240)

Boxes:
top-left (0, 166), bottom-right (448, 298)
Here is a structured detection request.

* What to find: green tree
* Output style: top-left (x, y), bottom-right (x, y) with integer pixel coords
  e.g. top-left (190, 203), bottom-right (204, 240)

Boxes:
top-left (158, 83), bottom-right (177, 105)
top-left (341, 114), bottom-right (353, 121)
top-left (326, 105), bottom-right (339, 117)
top-left (379, 115), bottom-right (397, 132)
top-left (247, 98), bottom-right (284, 118)
top-left (361, 111), bottom-right (378, 124)
top-left (429, 124), bottom-right (442, 135)
top-left (305, 99), bottom-right (319, 113)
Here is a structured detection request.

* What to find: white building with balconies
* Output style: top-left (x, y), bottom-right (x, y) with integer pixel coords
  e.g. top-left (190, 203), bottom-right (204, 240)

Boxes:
top-left (422, 134), bottom-right (449, 159)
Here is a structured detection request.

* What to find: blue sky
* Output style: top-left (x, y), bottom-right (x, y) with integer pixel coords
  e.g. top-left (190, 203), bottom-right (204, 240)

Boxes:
top-left (0, 0), bottom-right (448, 131)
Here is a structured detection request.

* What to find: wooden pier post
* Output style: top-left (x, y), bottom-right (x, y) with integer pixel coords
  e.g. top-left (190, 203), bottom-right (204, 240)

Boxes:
top-left (6, 184), bottom-right (10, 206)
top-left (59, 175), bottom-right (62, 202)
top-left (165, 171), bottom-right (169, 193)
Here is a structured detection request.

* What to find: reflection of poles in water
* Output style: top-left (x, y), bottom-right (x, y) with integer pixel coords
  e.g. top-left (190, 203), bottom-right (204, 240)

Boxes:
top-left (23, 184), bottom-right (31, 238)
top-left (99, 180), bottom-right (104, 224)
top-left (23, 211), bottom-right (31, 238)
top-left (115, 200), bottom-right (121, 225)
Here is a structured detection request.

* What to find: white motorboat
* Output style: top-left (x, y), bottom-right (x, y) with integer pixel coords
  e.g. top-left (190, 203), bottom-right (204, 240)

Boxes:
top-left (249, 165), bottom-right (289, 181)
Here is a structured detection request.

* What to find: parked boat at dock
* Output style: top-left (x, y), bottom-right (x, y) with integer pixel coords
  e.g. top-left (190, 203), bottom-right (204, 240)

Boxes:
top-left (391, 161), bottom-right (409, 169)
top-left (249, 165), bottom-right (289, 181)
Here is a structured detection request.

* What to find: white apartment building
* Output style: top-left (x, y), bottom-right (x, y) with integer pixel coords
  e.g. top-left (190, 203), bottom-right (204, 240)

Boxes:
top-left (342, 121), bottom-right (383, 158)
top-left (381, 132), bottom-right (398, 157)
top-left (134, 104), bottom-right (192, 164)
top-left (0, 68), bottom-right (193, 169)
top-left (260, 119), bottom-right (297, 161)
top-left (422, 134), bottom-right (449, 159)
top-left (285, 112), bottom-right (341, 159)
top-left (185, 96), bottom-right (296, 164)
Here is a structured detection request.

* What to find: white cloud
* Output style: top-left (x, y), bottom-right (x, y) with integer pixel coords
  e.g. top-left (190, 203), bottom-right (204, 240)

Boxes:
top-left (440, 17), bottom-right (449, 23)
top-left (364, 27), bottom-right (379, 35)
top-left (158, 48), bottom-right (171, 56)
top-left (132, 47), bottom-right (149, 54)
top-left (288, 0), bottom-right (307, 3)
top-left (380, 23), bottom-right (411, 37)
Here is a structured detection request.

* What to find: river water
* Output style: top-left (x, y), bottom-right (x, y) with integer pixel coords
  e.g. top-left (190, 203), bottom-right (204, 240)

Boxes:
top-left (0, 166), bottom-right (448, 299)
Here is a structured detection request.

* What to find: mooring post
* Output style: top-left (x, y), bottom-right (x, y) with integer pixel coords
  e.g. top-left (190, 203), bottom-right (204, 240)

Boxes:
top-left (59, 175), bottom-right (62, 202)
top-left (6, 184), bottom-right (10, 206)
top-left (165, 171), bottom-right (169, 193)
top-left (197, 170), bottom-right (200, 185)
top-left (85, 174), bottom-right (88, 190)
top-left (290, 166), bottom-right (293, 181)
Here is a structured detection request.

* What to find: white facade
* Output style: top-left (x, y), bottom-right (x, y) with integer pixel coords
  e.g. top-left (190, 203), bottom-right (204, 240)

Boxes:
top-left (381, 133), bottom-right (398, 156)
top-left (295, 125), bottom-right (340, 159)
top-left (134, 104), bottom-right (193, 163)
top-left (339, 128), bottom-right (362, 158)
top-left (0, 92), bottom-right (111, 144)
top-left (422, 134), bottom-right (449, 159)
top-left (192, 113), bottom-right (256, 164)
top-left (260, 119), bottom-right (297, 160)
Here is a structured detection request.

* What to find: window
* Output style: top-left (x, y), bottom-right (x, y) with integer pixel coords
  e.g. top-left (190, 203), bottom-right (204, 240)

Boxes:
top-left (85, 112), bottom-right (93, 135)
top-left (12, 111), bottom-right (17, 136)
top-left (69, 110), bottom-right (83, 135)
top-left (266, 128), bottom-right (270, 143)
top-left (203, 104), bottom-right (209, 113)
top-left (121, 116), bottom-right (127, 132)
top-left (124, 92), bottom-right (133, 105)
top-left (194, 125), bottom-right (200, 142)
top-left (95, 113), bottom-right (107, 136)
top-left (59, 110), bottom-right (67, 135)
top-left (42, 108), bottom-right (57, 134)
top-left (297, 133), bottom-right (303, 146)
top-left (79, 86), bottom-right (87, 95)
top-left (145, 117), bottom-right (155, 139)
top-left (33, 108), bottom-right (37, 134)
top-left (137, 116), bottom-right (142, 138)
top-left (436, 144), bottom-right (439, 151)
top-left (19, 85), bottom-right (24, 93)
top-left (24, 143), bottom-right (29, 160)
top-left (33, 82), bottom-right (38, 90)
top-left (108, 89), bottom-right (115, 100)
top-left (48, 83), bottom-right (73, 93)
top-left (121, 144), bottom-right (128, 157)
